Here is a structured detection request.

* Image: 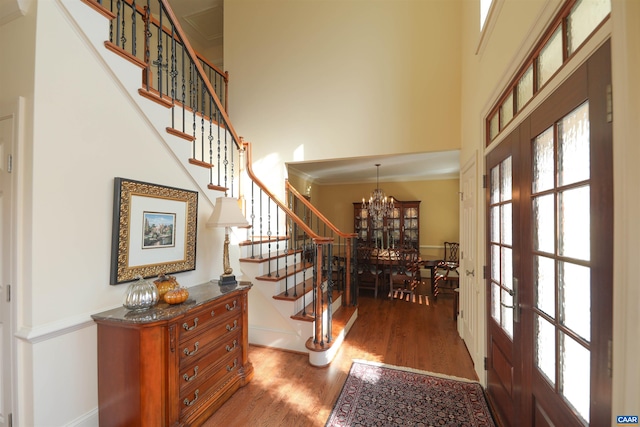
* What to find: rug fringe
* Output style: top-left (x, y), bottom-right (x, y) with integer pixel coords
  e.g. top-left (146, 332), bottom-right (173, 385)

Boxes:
top-left (351, 359), bottom-right (481, 384)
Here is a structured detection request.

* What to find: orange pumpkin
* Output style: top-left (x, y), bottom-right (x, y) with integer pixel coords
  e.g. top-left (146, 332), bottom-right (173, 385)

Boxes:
top-left (164, 287), bottom-right (189, 305)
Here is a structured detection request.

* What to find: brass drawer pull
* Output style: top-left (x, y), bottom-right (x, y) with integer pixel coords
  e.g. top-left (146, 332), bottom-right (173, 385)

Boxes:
top-left (183, 366), bottom-right (198, 382)
top-left (226, 300), bottom-right (238, 311)
top-left (184, 389), bottom-right (199, 406)
top-left (226, 359), bottom-right (238, 372)
top-left (226, 320), bottom-right (238, 332)
top-left (226, 340), bottom-right (238, 352)
top-left (183, 342), bottom-right (199, 357)
top-left (182, 318), bottom-right (198, 331)
top-left (211, 309), bottom-right (215, 317)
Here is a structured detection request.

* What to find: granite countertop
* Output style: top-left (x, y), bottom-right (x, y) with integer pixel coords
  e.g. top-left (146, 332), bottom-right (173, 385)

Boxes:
top-left (92, 280), bottom-right (252, 324)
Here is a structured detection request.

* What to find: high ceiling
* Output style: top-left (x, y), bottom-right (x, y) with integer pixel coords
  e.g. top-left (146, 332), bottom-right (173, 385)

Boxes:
top-left (287, 151), bottom-right (460, 185)
top-left (169, 0), bottom-right (460, 185)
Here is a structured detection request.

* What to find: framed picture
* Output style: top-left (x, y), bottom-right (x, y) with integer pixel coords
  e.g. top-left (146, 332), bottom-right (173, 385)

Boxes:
top-left (110, 178), bottom-right (198, 284)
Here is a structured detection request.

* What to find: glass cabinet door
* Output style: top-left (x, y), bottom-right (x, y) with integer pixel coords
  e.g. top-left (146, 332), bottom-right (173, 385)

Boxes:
top-left (402, 204), bottom-right (420, 249)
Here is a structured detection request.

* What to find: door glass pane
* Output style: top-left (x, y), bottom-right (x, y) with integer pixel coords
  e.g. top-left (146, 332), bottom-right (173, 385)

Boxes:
top-left (535, 314), bottom-right (556, 386)
top-left (489, 114), bottom-right (499, 141)
top-left (535, 255), bottom-right (556, 318)
top-left (558, 102), bottom-right (590, 186)
top-left (491, 206), bottom-right (500, 242)
top-left (560, 333), bottom-right (590, 423)
top-left (533, 194), bottom-right (555, 253)
top-left (501, 247), bottom-right (513, 292)
top-left (501, 203), bottom-right (512, 245)
top-left (502, 289), bottom-right (513, 338)
top-left (492, 283), bottom-right (500, 321)
top-left (500, 92), bottom-right (514, 129)
top-left (538, 26), bottom-right (563, 88)
top-left (558, 186), bottom-right (590, 261)
top-left (517, 65), bottom-right (534, 112)
top-left (533, 127), bottom-right (555, 193)
top-left (501, 157), bottom-right (512, 201)
top-left (491, 165), bottom-right (500, 203)
top-left (560, 261), bottom-right (591, 341)
top-left (567, 0), bottom-right (611, 55)
top-left (491, 244), bottom-right (500, 280)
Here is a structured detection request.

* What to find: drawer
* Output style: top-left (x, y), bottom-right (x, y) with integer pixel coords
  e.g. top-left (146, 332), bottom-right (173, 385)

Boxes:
top-left (179, 352), bottom-right (241, 418)
top-left (179, 294), bottom-right (243, 343)
top-left (179, 332), bottom-right (242, 395)
top-left (179, 315), bottom-right (242, 366)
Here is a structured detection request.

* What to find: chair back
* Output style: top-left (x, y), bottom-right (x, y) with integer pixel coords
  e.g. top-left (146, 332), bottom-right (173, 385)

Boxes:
top-left (443, 242), bottom-right (460, 264)
top-left (390, 248), bottom-right (419, 276)
top-left (356, 245), bottom-right (376, 273)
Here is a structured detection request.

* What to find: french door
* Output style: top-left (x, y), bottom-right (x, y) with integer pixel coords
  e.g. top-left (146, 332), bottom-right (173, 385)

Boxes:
top-left (486, 41), bottom-right (612, 426)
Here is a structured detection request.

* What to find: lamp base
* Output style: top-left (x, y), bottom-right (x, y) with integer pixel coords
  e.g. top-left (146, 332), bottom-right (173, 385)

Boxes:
top-left (219, 274), bottom-right (238, 286)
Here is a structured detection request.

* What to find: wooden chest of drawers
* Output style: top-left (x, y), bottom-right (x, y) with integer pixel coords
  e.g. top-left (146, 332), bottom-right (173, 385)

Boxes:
top-left (92, 281), bottom-right (253, 427)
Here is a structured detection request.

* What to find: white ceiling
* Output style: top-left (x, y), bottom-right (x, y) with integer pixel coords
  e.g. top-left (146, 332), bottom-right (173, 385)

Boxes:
top-left (287, 151), bottom-right (460, 185)
top-left (169, 1), bottom-right (461, 185)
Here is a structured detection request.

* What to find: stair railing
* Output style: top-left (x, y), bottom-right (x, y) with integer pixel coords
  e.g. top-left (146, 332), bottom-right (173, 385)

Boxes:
top-left (242, 141), bottom-right (337, 347)
top-left (285, 181), bottom-right (358, 306)
top-left (83, 0), bottom-right (340, 349)
top-left (85, 0), bottom-right (235, 193)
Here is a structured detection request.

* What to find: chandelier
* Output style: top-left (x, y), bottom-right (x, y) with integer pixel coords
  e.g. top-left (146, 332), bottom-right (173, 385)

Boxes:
top-left (363, 164), bottom-right (394, 219)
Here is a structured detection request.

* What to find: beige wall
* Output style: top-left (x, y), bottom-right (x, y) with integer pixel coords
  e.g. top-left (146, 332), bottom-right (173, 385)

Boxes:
top-left (305, 178), bottom-right (459, 252)
top-left (225, 0), bottom-right (462, 198)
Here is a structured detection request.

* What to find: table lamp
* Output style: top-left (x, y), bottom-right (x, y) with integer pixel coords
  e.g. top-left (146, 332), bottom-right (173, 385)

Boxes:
top-left (207, 196), bottom-right (249, 285)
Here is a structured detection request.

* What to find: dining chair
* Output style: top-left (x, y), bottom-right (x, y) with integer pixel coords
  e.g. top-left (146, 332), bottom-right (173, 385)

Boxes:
top-left (389, 248), bottom-right (421, 299)
top-left (433, 242), bottom-right (460, 300)
top-left (356, 245), bottom-right (382, 298)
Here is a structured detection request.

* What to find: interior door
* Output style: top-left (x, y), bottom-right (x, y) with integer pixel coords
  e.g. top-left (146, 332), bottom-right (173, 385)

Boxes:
top-left (485, 41), bottom-right (612, 426)
top-left (460, 153), bottom-right (479, 366)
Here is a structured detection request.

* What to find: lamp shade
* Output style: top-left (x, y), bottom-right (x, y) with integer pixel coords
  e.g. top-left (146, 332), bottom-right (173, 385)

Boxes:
top-left (207, 197), bottom-right (249, 228)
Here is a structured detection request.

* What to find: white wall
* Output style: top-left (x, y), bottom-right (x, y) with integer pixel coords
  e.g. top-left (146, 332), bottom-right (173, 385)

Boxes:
top-left (2, 1), bottom-right (230, 425)
top-left (225, 0), bottom-right (462, 198)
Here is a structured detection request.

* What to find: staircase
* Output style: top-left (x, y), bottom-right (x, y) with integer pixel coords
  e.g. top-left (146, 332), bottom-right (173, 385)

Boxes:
top-left (64, 0), bottom-right (358, 366)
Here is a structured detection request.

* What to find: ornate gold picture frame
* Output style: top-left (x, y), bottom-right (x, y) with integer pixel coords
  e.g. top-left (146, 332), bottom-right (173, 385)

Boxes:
top-left (110, 178), bottom-right (198, 284)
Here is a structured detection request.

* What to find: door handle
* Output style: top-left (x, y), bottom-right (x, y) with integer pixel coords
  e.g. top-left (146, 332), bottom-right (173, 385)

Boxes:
top-left (499, 278), bottom-right (520, 323)
top-left (466, 269), bottom-right (475, 277)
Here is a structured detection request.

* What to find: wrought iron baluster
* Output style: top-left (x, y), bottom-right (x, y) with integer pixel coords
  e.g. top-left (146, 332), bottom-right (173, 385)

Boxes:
top-left (208, 99), bottom-right (214, 186)
top-left (143, 2), bottom-right (151, 91)
top-left (131, 0), bottom-right (136, 56)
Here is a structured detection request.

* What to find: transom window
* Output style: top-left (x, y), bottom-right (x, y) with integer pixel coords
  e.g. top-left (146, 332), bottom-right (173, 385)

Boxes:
top-left (486, 0), bottom-right (610, 145)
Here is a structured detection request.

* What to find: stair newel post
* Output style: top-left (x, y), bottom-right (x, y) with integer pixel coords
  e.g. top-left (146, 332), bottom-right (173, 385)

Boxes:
top-left (326, 243), bottom-right (334, 343)
top-left (313, 241), bottom-right (324, 346)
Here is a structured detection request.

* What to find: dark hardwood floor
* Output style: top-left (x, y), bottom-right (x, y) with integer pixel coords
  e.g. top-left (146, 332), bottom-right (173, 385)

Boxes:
top-left (203, 284), bottom-right (476, 427)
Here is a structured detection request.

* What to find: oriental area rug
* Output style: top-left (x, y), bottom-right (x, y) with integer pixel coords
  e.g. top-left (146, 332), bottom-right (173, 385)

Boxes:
top-left (325, 360), bottom-right (496, 427)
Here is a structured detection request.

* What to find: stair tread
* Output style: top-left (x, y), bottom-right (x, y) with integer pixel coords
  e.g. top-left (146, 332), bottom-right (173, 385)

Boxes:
top-left (255, 262), bottom-right (313, 282)
top-left (239, 248), bottom-right (303, 264)
top-left (305, 304), bottom-right (357, 353)
top-left (291, 290), bottom-right (342, 322)
top-left (272, 277), bottom-right (315, 301)
top-left (239, 236), bottom-right (289, 246)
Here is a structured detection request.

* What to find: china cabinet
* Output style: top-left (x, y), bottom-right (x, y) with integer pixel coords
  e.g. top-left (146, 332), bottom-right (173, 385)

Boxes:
top-left (353, 199), bottom-right (420, 249)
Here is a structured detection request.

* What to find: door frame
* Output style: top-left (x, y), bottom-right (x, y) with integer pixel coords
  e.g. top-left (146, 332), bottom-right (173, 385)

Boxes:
top-left (0, 96), bottom-right (24, 427)
top-left (484, 40), bottom-right (613, 426)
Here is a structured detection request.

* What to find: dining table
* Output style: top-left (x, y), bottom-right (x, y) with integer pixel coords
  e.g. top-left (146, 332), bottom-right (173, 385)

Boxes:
top-left (370, 249), bottom-right (443, 296)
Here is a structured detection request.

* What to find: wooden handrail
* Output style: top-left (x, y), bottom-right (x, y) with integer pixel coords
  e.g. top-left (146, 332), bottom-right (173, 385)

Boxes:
top-left (285, 180), bottom-right (357, 240)
top-left (243, 141), bottom-right (331, 244)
